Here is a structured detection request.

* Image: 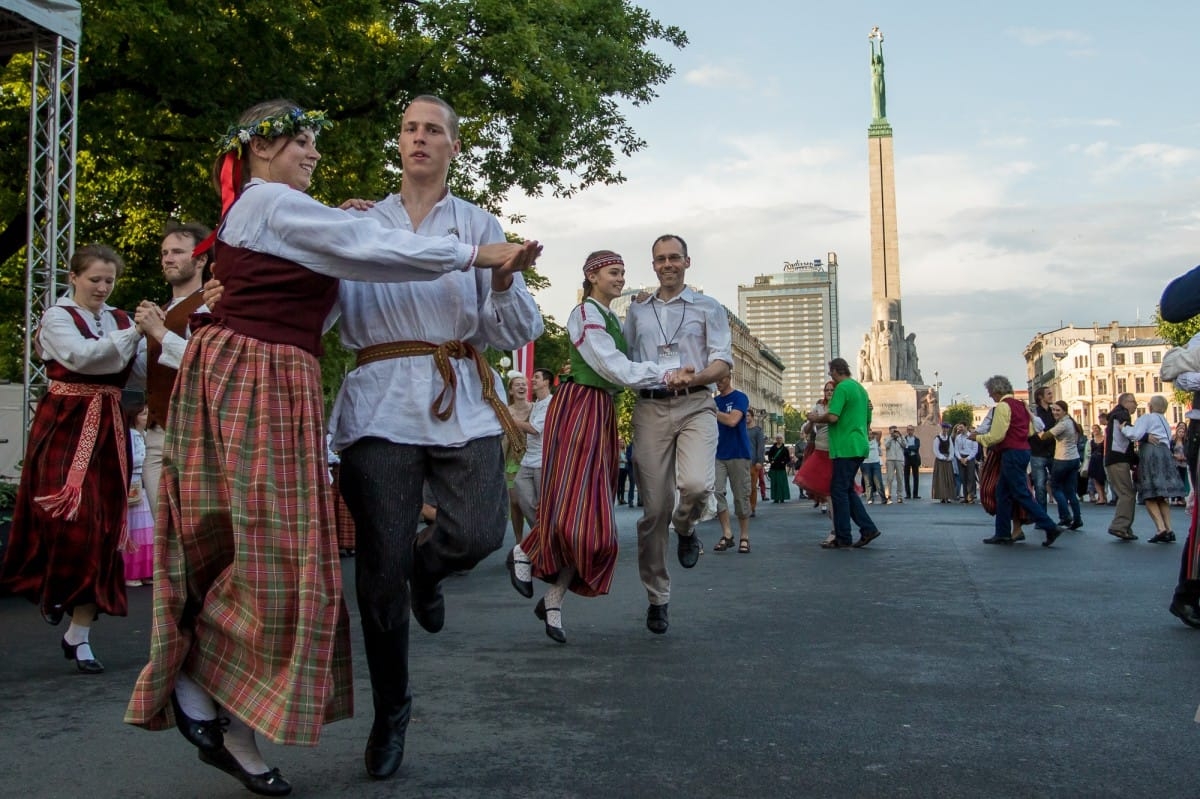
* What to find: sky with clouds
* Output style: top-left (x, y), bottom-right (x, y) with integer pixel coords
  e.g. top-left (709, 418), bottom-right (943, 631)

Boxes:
top-left (504, 1), bottom-right (1200, 407)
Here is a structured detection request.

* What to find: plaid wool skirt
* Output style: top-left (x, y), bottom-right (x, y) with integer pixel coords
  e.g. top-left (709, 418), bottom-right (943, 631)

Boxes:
top-left (125, 324), bottom-right (352, 746)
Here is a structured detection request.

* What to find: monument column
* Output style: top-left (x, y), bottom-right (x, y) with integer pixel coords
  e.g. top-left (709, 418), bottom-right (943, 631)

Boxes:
top-left (860, 27), bottom-right (930, 431)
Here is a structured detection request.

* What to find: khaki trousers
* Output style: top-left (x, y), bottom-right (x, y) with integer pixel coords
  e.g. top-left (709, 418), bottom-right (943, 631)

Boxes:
top-left (142, 425), bottom-right (166, 520)
top-left (1105, 461), bottom-right (1136, 535)
top-left (632, 391), bottom-right (717, 605)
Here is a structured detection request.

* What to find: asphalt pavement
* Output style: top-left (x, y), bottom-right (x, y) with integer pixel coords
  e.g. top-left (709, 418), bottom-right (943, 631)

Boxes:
top-left (2, 485), bottom-right (1198, 799)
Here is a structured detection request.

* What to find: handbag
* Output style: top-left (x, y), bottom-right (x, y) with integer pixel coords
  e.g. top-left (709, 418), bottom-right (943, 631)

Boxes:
top-left (127, 479), bottom-right (142, 505)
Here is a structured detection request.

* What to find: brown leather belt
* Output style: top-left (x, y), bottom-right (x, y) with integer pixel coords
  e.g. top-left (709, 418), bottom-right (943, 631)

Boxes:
top-left (356, 340), bottom-right (525, 460)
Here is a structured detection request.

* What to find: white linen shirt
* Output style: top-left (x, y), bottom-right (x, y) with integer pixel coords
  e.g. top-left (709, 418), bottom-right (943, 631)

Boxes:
top-left (568, 299), bottom-right (669, 389)
top-left (329, 191), bottom-right (543, 449)
top-left (623, 286), bottom-right (732, 392)
top-left (40, 295), bottom-right (144, 387)
top-left (953, 433), bottom-right (979, 461)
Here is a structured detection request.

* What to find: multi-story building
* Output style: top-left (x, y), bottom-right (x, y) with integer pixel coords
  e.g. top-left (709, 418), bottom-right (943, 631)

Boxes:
top-left (737, 255), bottom-right (839, 412)
top-left (1022, 324), bottom-right (1183, 426)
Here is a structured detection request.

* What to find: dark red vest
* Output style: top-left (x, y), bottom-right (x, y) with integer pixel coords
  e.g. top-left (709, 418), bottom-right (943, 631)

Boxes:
top-left (996, 397), bottom-right (1032, 452)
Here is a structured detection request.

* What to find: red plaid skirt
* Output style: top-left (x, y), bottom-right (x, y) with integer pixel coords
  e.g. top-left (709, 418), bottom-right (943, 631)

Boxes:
top-left (126, 325), bottom-right (352, 746)
top-left (0, 386), bottom-right (129, 617)
top-left (979, 449), bottom-right (1032, 523)
top-left (330, 463), bottom-right (356, 550)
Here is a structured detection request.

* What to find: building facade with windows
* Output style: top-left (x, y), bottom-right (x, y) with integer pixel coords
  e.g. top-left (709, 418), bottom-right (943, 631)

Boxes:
top-left (737, 257), bottom-right (839, 412)
top-left (1023, 325), bottom-right (1184, 426)
top-left (1023, 322), bottom-right (1159, 396)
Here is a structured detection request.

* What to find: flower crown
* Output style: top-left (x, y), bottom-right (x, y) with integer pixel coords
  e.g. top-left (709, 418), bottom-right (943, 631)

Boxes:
top-left (217, 107), bottom-right (333, 157)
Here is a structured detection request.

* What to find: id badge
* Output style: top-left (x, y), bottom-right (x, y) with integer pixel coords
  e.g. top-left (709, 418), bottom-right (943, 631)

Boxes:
top-left (657, 343), bottom-right (681, 370)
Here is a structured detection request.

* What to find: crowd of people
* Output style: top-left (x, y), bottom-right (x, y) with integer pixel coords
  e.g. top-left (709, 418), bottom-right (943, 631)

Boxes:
top-left (3, 92), bottom-right (1200, 798)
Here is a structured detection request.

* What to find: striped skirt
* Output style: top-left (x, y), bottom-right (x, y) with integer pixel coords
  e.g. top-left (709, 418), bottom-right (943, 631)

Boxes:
top-left (519, 381), bottom-right (619, 598)
top-left (125, 325), bottom-right (352, 746)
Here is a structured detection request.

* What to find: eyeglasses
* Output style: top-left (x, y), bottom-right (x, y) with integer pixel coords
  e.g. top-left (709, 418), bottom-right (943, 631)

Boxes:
top-left (653, 253), bottom-right (686, 265)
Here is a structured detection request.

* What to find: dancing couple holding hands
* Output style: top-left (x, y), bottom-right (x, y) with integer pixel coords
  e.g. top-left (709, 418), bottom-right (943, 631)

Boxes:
top-left (506, 250), bottom-right (694, 643)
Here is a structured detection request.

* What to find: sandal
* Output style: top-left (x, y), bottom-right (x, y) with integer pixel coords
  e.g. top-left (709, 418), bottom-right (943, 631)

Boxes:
top-left (713, 537), bottom-right (734, 552)
top-left (737, 539), bottom-right (751, 553)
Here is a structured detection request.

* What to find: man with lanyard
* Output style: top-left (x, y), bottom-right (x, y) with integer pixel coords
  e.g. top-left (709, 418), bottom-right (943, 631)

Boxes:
top-left (625, 233), bottom-right (732, 635)
top-left (133, 221), bottom-right (211, 515)
top-left (329, 95), bottom-right (543, 779)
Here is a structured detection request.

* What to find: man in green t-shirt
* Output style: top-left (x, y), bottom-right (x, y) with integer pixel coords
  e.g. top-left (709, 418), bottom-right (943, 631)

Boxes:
top-left (809, 358), bottom-right (881, 549)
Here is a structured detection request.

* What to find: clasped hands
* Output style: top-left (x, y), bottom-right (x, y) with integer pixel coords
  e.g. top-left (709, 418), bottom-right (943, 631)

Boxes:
top-left (134, 300), bottom-right (167, 337)
top-left (665, 366), bottom-right (696, 390)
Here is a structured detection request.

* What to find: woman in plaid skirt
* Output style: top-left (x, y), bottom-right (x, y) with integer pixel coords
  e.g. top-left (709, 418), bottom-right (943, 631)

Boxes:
top-left (0, 244), bottom-right (144, 674)
top-left (124, 100), bottom-right (531, 796)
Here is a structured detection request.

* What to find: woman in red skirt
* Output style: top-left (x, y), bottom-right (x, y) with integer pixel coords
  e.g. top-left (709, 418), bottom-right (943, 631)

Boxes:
top-left (506, 251), bottom-right (691, 643)
top-left (0, 244), bottom-right (144, 674)
top-left (124, 99), bottom-right (532, 795)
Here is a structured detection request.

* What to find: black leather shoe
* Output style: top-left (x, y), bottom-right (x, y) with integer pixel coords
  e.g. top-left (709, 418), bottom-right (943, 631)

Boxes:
top-left (170, 690), bottom-right (225, 751)
top-left (365, 697), bottom-right (412, 780)
top-left (646, 603), bottom-right (669, 634)
top-left (198, 746), bottom-right (292, 796)
top-left (60, 637), bottom-right (104, 674)
top-left (853, 530), bottom-right (881, 548)
top-left (1169, 598), bottom-right (1200, 629)
top-left (1042, 527), bottom-right (1063, 547)
top-left (982, 536), bottom-right (1014, 545)
top-left (410, 546), bottom-right (445, 634)
top-left (676, 531), bottom-right (700, 569)
top-left (506, 549), bottom-right (533, 598)
top-left (42, 605), bottom-right (65, 626)
top-left (534, 597), bottom-right (566, 644)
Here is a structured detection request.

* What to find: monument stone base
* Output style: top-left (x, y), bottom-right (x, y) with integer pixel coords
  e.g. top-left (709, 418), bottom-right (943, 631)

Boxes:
top-left (863, 381), bottom-right (935, 430)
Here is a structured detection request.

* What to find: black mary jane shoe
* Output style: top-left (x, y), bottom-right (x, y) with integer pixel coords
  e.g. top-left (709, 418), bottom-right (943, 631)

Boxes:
top-left (60, 637), bottom-right (104, 674)
top-left (506, 549), bottom-right (534, 598)
top-left (198, 745), bottom-right (292, 797)
top-left (170, 690), bottom-right (226, 751)
top-left (534, 597), bottom-right (566, 644)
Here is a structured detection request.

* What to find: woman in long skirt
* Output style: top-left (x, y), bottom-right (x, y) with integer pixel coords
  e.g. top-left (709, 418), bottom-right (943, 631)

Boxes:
top-left (767, 436), bottom-right (793, 502)
top-left (1122, 395), bottom-right (1187, 543)
top-left (123, 404), bottom-right (155, 586)
top-left (124, 99), bottom-right (530, 795)
top-left (0, 245), bottom-right (143, 674)
top-left (931, 424), bottom-right (957, 502)
top-left (506, 251), bottom-right (689, 643)
top-left (1086, 424), bottom-right (1107, 503)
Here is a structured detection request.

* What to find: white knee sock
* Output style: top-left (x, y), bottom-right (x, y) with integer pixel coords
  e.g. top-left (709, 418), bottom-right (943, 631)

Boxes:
top-left (542, 569), bottom-right (574, 628)
top-left (64, 621), bottom-right (93, 660)
top-left (175, 671), bottom-right (218, 721)
top-left (223, 714), bottom-right (269, 774)
top-left (512, 544), bottom-right (532, 583)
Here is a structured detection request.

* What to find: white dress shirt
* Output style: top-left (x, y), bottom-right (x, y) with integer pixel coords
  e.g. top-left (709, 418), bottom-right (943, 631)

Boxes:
top-left (329, 191), bottom-right (543, 449)
top-left (623, 286), bottom-right (732, 391)
top-left (521, 394), bottom-right (552, 468)
top-left (953, 433), bottom-right (979, 461)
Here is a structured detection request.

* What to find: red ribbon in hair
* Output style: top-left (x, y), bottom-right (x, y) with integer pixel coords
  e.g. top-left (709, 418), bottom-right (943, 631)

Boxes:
top-left (192, 152), bottom-right (243, 258)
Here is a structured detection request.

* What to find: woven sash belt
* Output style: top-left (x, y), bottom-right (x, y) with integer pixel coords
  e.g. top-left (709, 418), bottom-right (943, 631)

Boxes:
top-left (356, 340), bottom-right (526, 461)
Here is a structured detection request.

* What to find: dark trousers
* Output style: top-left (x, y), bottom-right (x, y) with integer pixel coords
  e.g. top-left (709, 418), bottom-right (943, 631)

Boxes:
top-left (995, 449), bottom-right (1058, 538)
top-left (830, 456), bottom-right (878, 545)
top-left (617, 467), bottom-right (630, 502)
top-left (904, 461), bottom-right (920, 497)
top-left (1050, 458), bottom-right (1082, 525)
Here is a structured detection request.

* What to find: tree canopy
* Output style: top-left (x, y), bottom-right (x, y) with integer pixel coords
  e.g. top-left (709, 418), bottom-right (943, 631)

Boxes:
top-left (0, 0), bottom-right (687, 380)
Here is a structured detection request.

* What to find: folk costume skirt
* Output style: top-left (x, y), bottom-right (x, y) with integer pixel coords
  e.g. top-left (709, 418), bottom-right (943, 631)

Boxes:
top-left (932, 459), bottom-right (956, 500)
top-left (519, 381), bottom-right (619, 598)
top-left (1136, 441), bottom-right (1186, 502)
top-left (126, 325), bottom-right (352, 746)
top-left (0, 384), bottom-right (129, 619)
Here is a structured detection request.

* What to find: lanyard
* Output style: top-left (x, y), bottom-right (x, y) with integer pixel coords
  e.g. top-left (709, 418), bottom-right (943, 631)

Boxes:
top-left (650, 295), bottom-right (687, 346)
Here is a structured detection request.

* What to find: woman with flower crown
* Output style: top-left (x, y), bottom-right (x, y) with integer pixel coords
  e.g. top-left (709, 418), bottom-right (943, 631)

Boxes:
top-left (125, 99), bottom-right (533, 796)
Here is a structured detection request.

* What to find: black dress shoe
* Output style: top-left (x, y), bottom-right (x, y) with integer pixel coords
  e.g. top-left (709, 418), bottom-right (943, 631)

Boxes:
top-left (534, 597), bottom-right (566, 644)
top-left (198, 746), bottom-right (292, 796)
top-left (409, 547), bottom-right (445, 634)
top-left (1042, 527), bottom-right (1063, 547)
top-left (365, 697), bottom-right (412, 779)
top-left (42, 605), bottom-right (64, 626)
top-left (676, 531), bottom-right (700, 569)
top-left (506, 549), bottom-right (533, 598)
top-left (1169, 598), bottom-right (1200, 629)
top-left (982, 536), bottom-right (1014, 545)
top-left (170, 690), bottom-right (225, 751)
top-left (60, 637), bottom-right (103, 674)
top-left (646, 603), bottom-right (669, 634)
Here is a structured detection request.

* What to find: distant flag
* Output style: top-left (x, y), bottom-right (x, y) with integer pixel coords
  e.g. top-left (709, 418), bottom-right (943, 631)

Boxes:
top-left (513, 342), bottom-right (535, 400)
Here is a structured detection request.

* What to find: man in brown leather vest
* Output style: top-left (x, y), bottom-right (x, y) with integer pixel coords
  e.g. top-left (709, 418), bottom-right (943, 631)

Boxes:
top-left (134, 221), bottom-right (211, 515)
